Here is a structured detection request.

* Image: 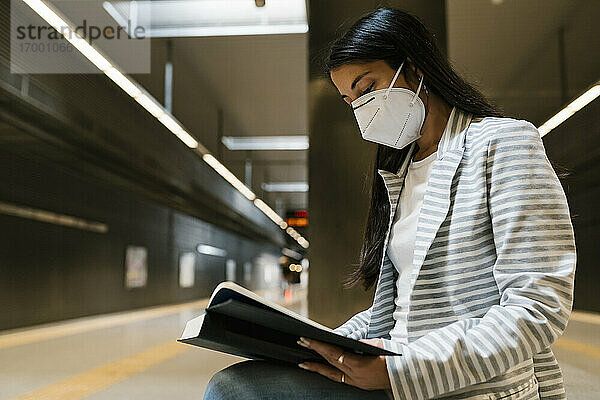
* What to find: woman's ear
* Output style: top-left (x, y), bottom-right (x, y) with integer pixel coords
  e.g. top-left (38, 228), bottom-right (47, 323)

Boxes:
top-left (404, 57), bottom-right (420, 79)
top-left (405, 58), bottom-right (423, 87)
top-left (411, 64), bottom-right (423, 80)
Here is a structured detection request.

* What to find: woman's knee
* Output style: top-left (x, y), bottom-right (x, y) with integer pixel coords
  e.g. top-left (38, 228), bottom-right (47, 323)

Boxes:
top-left (203, 359), bottom-right (389, 400)
top-left (203, 360), bottom-right (267, 400)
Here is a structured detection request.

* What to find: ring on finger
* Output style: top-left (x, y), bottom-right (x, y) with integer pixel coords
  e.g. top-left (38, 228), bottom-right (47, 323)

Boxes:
top-left (337, 351), bottom-right (345, 365)
top-left (340, 371), bottom-right (345, 383)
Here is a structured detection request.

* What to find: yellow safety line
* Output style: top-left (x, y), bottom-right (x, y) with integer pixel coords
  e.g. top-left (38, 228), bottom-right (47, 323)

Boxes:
top-left (569, 310), bottom-right (600, 326)
top-left (9, 334), bottom-right (595, 400)
top-left (11, 341), bottom-right (189, 400)
top-left (0, 288), bottom-right (278, 350)
top-left (0, 298), bottom-right (209, 350)
top-left (553, 337), bottom-right (600, 360)
top-left (7, 288), bottom-right (306, 400)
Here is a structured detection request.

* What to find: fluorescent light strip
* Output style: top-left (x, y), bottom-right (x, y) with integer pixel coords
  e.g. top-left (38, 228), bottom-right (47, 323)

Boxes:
top-left (22, 0), bottom-right (112, 71)
top-left (68, 35), bottom-right (113, 72)
top-left (0, 200), bottom-right (108, 233)
top-left (158, 114), bottom-right (198, 148)
top-left (22, 0), bottom-right (309, 247)
top-left (254, 198), bottom-right (284, 225)
top-left (197, 244), bottom-right (227, 257)
top-left (285, 226), bottom-right (309, 248)
top-left (253, 198), bottom-right (308, 246)
top-left (202, 154), bottom-right (256, 201)
top-left (104, 67), bottom-right (141, 98)
top-left (102, 0), bottom-right (308, 38)
top-left (222, 135), bottom-right (308, 150)
top-left (147, 24), bottom-right (309, 38)
top-left (135, 93), bottom-right (165, 118)
top-left (262, 182), bottom-right (308, 192)
top-left (538, 83), bottom-right (600, 137)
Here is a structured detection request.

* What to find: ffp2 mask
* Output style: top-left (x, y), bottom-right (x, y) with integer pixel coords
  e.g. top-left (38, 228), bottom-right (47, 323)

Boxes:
top-left (351, 60), bottom-right (426, 149)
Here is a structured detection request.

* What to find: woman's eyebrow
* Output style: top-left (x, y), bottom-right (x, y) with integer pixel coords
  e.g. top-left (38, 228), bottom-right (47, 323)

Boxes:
top-left (340, 71), bottom-right (371, 99)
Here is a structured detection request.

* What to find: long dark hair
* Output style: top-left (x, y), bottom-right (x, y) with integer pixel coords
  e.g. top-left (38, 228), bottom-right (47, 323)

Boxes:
top-left (324, 8), bottom-right (505, 291)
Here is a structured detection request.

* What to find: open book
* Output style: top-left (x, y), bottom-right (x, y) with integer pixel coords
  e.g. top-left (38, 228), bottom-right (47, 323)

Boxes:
top-left (178, 281), bottom-right (401, 364)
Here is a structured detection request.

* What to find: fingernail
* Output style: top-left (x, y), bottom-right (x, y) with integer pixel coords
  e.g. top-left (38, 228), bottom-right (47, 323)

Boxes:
top-left (297, 339), bottom-right (308, 347)
top-left (299, 337), bottom-right (311, 346)
top-left (298, 363), bottom-right (309, 369)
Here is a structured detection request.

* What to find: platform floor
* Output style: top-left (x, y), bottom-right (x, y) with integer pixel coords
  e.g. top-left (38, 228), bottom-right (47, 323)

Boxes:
top-left (0, 289), bottom-right (598, 400)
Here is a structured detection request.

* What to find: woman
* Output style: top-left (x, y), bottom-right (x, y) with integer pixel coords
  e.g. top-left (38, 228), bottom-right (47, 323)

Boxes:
top-left (203, 8), bottom-right (576, 400)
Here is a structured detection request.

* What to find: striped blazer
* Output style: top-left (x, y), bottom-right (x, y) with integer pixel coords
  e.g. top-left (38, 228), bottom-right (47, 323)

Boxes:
top-left (333, 106), bottom-right (576, 400)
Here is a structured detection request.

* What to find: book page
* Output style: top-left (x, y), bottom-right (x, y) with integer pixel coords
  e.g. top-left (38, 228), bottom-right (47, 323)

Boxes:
top-left (179, 313), bottom-right (205, 340)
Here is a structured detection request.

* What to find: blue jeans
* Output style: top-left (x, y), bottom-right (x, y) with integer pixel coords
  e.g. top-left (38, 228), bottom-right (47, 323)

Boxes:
top-left (203, 359), bottom-right (392, 400)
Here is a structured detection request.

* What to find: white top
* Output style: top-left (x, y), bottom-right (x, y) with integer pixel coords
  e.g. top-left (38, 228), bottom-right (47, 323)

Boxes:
top-left (386, 150), bottom-right (437, 343)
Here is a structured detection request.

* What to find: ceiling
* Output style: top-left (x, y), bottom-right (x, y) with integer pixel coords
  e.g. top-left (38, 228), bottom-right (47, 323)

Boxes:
top-left (173, 33), bottom-right (308, 213)
top-left (447, 0), bottom-right (600, 125)
top-left (123, 0), bottom-right (598, 217)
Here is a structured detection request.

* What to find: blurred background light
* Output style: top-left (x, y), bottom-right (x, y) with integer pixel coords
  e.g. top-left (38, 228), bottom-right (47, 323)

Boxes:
top-left (103, 0), bottom-right (308, 38)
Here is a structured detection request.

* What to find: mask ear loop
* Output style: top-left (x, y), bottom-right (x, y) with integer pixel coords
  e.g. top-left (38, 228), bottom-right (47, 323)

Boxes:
top-left (383, 60), bottom-right (404, 100)
top-left (409, 74), bottom-right (425, 106)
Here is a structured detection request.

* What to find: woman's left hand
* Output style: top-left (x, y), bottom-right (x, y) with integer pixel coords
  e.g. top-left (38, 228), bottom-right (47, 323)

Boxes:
top-left (296, 337), bottom-right (391, 391)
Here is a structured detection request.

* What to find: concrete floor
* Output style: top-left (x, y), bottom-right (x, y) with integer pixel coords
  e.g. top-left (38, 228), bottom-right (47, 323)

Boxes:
top-left (0, 288), bottom-right (598, 400)
top-left (552, 315), bottom-right (600, 399)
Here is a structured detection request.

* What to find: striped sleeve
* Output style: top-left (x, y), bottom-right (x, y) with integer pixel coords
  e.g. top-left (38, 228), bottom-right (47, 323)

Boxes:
top-left (332, 307), bottom-right (371, 339)
top-left (380, 120), bottom-right (576, 399)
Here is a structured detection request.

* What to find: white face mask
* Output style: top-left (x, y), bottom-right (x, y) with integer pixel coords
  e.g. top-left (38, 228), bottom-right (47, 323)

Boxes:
top-left (351, 60), bottom-right (426, 149)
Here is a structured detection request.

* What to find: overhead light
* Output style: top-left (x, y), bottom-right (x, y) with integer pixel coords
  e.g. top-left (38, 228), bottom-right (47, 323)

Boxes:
top-left (262, 182), bottom-right (308, 192)
top-left (104, 67), bottom-right (141, 98)
top-left (284, 226), bottom-right (308, 247)
top-left (68, 35), bottom-right (113, 72)
top-left (144, 24), bottom-right (308, 37)
top-left (203, 154), bottom-right (256, 201)
top-left (134, 93), bottom-right (165, 118)
top-left (289, 264), bottom-right (302, 272)
top-left (158, 114), bottom-right (198, 148)
top-left (222, 136), bottom-right (308, 150)
top-left (197, 244), bottom-right (227, 257)
top-left (103, 0), bottom-right (308, 38)
top-left (538, 83), bottom-right (600, 137)
top-left (254, 198), bottom-right (284, 225)
top-left (21, 0), bottom-right (113, 71)
top-left (21, 0), bottom-right (67, 32)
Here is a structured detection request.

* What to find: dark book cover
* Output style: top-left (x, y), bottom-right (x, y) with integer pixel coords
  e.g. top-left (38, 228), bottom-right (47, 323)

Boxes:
top-left (178, 282), bottom-right (402, 365)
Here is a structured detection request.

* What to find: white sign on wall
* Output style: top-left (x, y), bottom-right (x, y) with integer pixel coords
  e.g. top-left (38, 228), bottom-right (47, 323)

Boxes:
top-left (226, 259), bottom-right (236, 282)
top-left (243, 261), bottom-right (252, 283)
top-left (179, 252), bottom-right (196, 288)
top-left (125, 245), bottom-right (148, 288)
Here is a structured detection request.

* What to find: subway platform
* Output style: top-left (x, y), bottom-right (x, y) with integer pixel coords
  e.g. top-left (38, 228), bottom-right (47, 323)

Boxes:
top-left (0, 287), bottom-right (598, 400)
